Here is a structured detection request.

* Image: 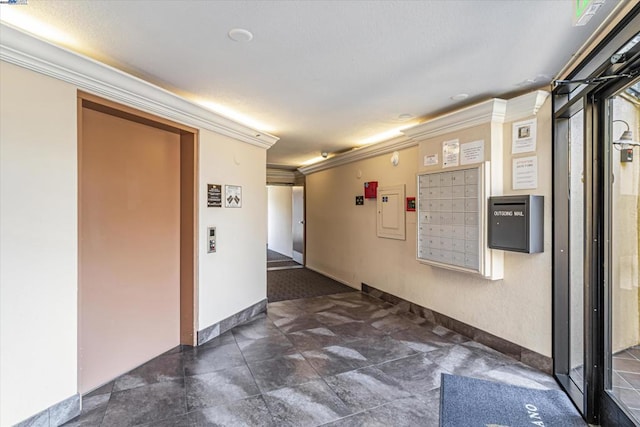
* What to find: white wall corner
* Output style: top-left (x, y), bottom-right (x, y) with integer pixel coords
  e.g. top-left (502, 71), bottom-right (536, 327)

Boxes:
top-left (0, 23), bottom-right (279, 150)
top-left (504, 90), bottom-right (550, 123)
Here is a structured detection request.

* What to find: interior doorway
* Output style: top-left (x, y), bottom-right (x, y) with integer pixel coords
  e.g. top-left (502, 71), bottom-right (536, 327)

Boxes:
top-left (78, 92), bottom-right (198, 393)
top-left (266, 184), bottom-right (305, 267)
top-left (292, 186), bottom-right (305, 264)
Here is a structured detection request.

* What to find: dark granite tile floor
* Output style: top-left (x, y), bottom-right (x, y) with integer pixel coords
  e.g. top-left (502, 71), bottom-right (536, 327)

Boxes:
top-left (64, 291), bottom-right (562, 427)
top-left (612, 345), bottom-right (640, 423)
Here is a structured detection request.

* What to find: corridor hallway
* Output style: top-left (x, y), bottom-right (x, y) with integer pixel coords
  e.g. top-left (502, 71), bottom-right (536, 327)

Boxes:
top-left (64, 291), bottom-right (561, 426)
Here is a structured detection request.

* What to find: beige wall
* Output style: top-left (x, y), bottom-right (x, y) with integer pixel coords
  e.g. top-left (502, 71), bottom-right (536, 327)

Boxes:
top-left (611, 96), bottom-right (640, 352)
top-left (0, 61), bottom-right (79, 426)
top-left (306, 97), bottom-right (553, 356)
top-left (0, 61), bottom-right (268, 425)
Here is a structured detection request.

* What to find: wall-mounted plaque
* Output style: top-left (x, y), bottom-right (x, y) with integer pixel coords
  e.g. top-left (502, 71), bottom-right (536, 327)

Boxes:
top-left (207, 184), bottom-right (222, 207)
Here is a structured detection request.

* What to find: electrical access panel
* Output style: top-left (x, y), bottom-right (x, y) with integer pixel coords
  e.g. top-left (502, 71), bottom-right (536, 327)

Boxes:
top-left (488, 195), bottom-right (543, 253)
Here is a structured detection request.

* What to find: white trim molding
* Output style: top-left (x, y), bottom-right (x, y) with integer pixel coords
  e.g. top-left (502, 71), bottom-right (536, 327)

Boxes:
top-left (504, 90), bottom-right (550, 123)
top-left (402, 99), bottom-right (508, 142)
top-left (0, 23), bottom-right (279, 149)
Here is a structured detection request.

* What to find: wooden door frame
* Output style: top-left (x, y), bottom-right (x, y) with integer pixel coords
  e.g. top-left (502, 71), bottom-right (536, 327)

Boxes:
top-left (77, 91), bottom-right (199, 355)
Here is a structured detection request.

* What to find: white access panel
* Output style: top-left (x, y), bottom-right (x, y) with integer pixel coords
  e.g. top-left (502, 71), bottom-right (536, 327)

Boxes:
top-left (377, 184), bottom-right (406, 240)
top-left (417, 162), bottom-right (503, 279)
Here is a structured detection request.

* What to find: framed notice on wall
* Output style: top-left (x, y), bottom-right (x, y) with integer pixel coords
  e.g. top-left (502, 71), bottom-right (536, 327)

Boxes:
top-left (225, 185), bottom-right (242, 208)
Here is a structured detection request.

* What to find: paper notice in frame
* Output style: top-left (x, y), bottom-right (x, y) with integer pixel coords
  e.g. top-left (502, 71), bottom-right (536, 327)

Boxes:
top-left (442, 139), bottom-right (460, 168)
top-left (207, 184), bottom-right (222, 207)
top-left (460, 140), bottom-right (484, 165)
top-left (225, 185), bottom-right (242, 208)
top-left (424, 153), bottom-right (438, 166)
top-left (512, 119), bottom-right (537, 154)
top-left (513, 156), bottom-right (538, 190)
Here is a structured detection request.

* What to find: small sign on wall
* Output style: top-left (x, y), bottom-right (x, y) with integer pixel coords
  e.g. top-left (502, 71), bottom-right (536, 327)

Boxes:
top-left (207, 184), bottom-right (222, 207)
top-left (442, 139), bottom-right (460, 168)
top-left (225, 185), bottom-right (242, 208)
top-left (460, 140), bottom-right (484, 165)
top-left (512, 119), bottom-right (537, 154)
top-left (513, 156), bottom-right (538, 190)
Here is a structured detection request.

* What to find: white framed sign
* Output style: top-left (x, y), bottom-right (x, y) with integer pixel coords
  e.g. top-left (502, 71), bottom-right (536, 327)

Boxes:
top-left (512, 156), bottom-right (538, 190)
top-left (442, 139), bottom-right (460, 168)
top-left (512, 119), bottom-right (537, 154)
top-left (225, 185), bottom-right (242, 208)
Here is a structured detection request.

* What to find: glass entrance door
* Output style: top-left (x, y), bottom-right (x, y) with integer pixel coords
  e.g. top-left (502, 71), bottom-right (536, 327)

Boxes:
top-left (569, 109), bottom-right (586, 394)
top-left (554, 98), bottom-right (589, 415)
top-left (604, 80), bottom-right (640, 424)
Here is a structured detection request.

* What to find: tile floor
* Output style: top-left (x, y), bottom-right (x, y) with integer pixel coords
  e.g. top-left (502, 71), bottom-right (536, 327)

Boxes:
top-left (64, 291), bottom-right (561, 426)
top-left (613, 346), bottom-right (640, 422)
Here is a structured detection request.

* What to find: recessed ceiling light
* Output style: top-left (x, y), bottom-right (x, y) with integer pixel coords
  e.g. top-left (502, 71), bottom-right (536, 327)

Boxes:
top-left (397, 113), bottom-right (414, 121)
top-left (450, 93), bottom-right (469, 101)
top-left (228, 28), bottom-right (253, 42)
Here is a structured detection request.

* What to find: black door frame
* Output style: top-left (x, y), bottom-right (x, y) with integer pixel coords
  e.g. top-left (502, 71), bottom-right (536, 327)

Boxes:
top-left (552, 6), bottom-right (640, 425)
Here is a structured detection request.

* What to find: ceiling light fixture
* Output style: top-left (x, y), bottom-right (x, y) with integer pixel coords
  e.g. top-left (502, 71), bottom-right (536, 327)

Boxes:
top-left (450, 93), bottom-right (469, 101)
top-left (228, 28), bottom-right (253, 42)
top-left (397, 113), bottom-right (414, 121)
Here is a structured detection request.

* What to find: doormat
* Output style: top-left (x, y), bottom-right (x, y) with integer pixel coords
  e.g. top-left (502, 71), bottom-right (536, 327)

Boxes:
top-left (439, 374), bottom-right (585, 427)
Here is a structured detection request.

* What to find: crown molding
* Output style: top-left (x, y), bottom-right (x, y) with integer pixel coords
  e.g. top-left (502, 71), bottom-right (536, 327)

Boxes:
top-left (0, 24), bottom-right (278, 149)
top-left (504, 90), bottom-right (550, 123)
top-left (298, 89), bottom-right (550, 175)
top-left (401, 99), bottom-right (508, 142)
top-left (298, 135), bottom-right (416, 175)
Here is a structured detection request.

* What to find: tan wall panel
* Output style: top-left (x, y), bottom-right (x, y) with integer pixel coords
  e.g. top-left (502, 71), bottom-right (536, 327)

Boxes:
top-left (80, 107), bottom-right (180, 393)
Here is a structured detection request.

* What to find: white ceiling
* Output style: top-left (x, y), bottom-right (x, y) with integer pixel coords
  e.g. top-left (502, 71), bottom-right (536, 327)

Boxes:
top-left (1, 0), bottom-right (620, 168)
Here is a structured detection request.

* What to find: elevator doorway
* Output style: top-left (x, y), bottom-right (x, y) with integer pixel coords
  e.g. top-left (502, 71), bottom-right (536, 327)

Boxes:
top-left (78, 93), bottom-right (198, 393)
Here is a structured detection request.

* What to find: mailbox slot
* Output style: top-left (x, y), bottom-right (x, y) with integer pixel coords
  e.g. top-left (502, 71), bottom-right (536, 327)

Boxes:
top-left (488, 195), bottom-right (543, 253)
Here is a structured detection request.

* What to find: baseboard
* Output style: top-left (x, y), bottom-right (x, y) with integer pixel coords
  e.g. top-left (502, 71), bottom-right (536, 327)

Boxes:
top-left (14, 394), bottom-right (80, 427)
top-left (197, 298), bottom-right (267, 345)
top-left (304, 265), bottom-right (360, 290)
top-left (361, 283), bottom-right (553, 374)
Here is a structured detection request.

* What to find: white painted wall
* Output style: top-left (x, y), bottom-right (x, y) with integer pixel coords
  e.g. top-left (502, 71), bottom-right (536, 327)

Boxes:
top-left (0, 60), bottom-right (268, 425)
top-left (267, 185), bottom-right (293, 257)
top-left (198, 131), bottom-right (267, 328)
top-left (0, 61), bottom-right (78, 426)
top-left (305, 97), bottom-right (553, 357)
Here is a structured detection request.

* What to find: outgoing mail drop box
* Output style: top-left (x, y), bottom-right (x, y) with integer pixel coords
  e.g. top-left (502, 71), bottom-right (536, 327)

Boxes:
top-left (488, 195), bottom-right (543, 253)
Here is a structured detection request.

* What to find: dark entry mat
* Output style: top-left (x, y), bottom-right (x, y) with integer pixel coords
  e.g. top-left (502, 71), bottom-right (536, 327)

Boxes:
top-left (267, 268), bottom-right (355, 302)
